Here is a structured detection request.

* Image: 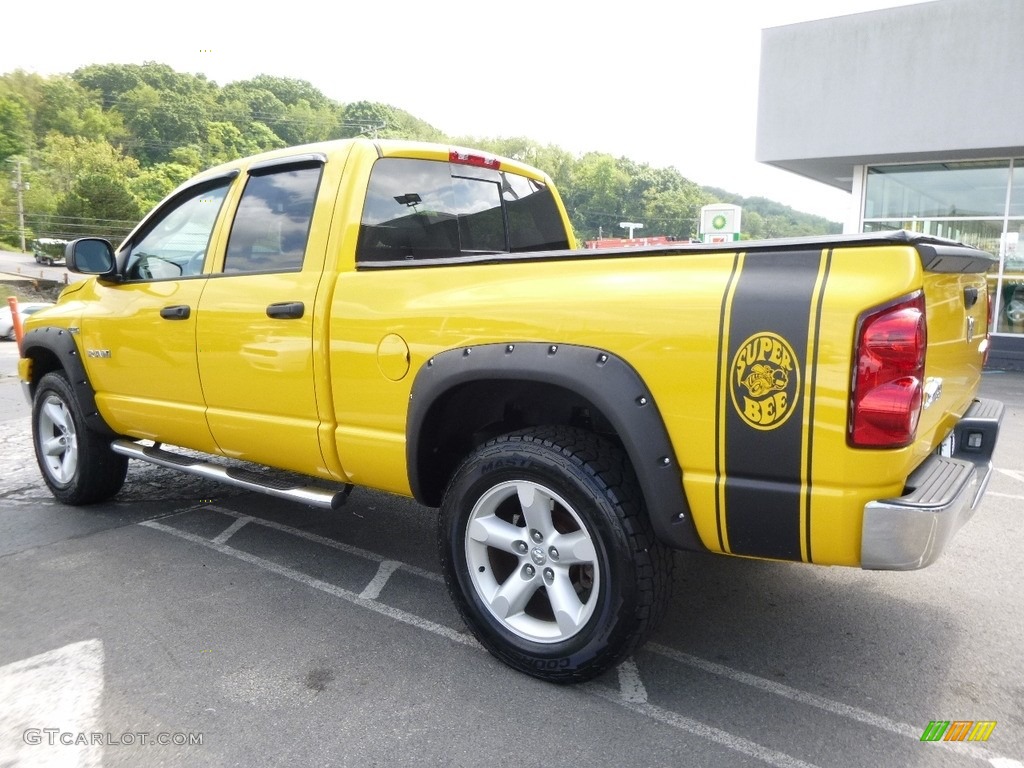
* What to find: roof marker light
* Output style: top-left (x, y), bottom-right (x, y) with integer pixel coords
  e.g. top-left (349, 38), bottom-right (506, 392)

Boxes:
top-left (449, 149), bottom-right (501, 170)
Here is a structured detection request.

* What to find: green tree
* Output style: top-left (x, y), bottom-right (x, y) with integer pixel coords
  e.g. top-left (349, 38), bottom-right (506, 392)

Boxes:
top-left (242, 75), bottom-right (332, 110)
top-left (561, 153), bottom-right (633, 240)
top-left (216, 82), bottom-right (288, 140)
top-left (72, 63), bottom-right (145, 104)
top-left (244, 121), bottom-right (287, 153)
top-left (37, 134), bottom-right (140, 198)
top-left (223, 75), bottom-right (336, 145)
top-left (336, 101), bottom-right (443, 141)
top-left (56, 172), bottom-right (142, 242)
top-left (34, 77), bottom-right (119, 142)
top-left (118, 83), bottom-right (211, 163)
top-left (3, 61), bottom-right (841, 246)
top-left (130, 162), bottom-right (195, 212)
top-left (204, 121), bottom-right (266, 165)
top-left (0, 95), bottom-right (32, 160)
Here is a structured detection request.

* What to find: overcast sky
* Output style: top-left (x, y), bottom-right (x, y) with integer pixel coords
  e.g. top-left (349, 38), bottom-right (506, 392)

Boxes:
top-left (3, 0), bottom-right (929, 222)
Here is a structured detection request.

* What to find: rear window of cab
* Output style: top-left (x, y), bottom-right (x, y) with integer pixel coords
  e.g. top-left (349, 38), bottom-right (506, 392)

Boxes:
top-left (356, 157), bottom-right (570, 266)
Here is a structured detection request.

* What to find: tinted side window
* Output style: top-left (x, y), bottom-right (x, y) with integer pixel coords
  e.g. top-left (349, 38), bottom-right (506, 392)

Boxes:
top-left (124, 181), bottom-right (231, 281)
top-left (357, 158), bottom-right (569, 265)
top-left (502, 174), bottom-right (572, 252)
top-left (223, 165), bottom-right (321, 274)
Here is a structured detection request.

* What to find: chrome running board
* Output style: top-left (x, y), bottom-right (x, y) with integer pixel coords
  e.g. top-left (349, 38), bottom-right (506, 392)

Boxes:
top-left (111, 439), bottom-right (353, 510)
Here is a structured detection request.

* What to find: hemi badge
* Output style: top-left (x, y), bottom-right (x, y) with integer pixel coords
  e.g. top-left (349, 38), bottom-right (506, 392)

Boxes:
top-left (966, 316), bottom-right (976, 344)
top-left (87, 350), bottom-right (112, 359)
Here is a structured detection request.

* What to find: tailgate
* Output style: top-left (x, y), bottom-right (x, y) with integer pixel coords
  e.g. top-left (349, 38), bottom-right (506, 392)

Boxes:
top-left (914, 241), bottom-right (996, 461)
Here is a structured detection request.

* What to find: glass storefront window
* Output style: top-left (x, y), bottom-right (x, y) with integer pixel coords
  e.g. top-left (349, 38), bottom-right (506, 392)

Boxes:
top-left (865, 161), bottom-right (1010, 219)
top-left (996, 221), bottom-right (1024, 334)
top-left (863, 159), bottom-right (1024, 339)
top-left (863, 218), bottom-right (1004, 256)
top-left (1011, 164), bottom-right (1024, 217)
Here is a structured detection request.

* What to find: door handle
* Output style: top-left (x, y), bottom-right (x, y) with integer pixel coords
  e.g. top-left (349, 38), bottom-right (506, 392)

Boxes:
top-left (266, 301), bottom-right (305, 319)
top-left (160, 305), bottom-right (191, 320)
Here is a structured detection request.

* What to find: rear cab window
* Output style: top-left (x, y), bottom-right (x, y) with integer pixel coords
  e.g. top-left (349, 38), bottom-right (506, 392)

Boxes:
top-left (356, 155), bottom-right (570, 266)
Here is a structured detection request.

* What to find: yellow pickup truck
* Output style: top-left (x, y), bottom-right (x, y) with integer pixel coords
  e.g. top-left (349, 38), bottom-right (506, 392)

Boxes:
top-left (18, 139), bottom-right (1003, 682)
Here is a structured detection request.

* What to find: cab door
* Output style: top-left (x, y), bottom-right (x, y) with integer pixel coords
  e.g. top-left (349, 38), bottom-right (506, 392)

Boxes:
top-left (195, 155), bottom-right (340, 479)
top-left (79, 174), bottom-right (235, 452)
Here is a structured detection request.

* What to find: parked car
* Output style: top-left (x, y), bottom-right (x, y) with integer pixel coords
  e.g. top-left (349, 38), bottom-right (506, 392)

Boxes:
top-left (0, 302), bottom-right (54, 340)
top-left (32, 238), bottom-right (68, 266)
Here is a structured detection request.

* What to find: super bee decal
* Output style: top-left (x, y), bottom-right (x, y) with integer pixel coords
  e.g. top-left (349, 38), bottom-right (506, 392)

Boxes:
top-left (715, 249), bottom-right (832, 563)
top-left (730, 332), bottom-right (799, 430)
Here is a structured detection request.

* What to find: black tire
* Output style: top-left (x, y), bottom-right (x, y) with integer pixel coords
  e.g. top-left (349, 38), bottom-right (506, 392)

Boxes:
top-left (32, 371), bottom-right (128, 505)
top-left (438, 426), bottom-right (672, 683)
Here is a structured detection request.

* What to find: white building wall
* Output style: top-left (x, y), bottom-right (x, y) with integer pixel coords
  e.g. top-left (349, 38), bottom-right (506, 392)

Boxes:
top-left (756, 0), bottom-right (1024, 190)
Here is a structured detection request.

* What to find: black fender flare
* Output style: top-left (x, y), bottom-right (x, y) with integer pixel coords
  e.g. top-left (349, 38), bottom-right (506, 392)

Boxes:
top-left (407, 342), bottom-right (704, 552)
top-left (21, 326), bottom-right (118, 438)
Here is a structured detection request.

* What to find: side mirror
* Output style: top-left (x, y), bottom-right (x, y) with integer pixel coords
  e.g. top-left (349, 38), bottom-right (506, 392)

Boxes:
top-left (66, 238), bottom-right (118, 278)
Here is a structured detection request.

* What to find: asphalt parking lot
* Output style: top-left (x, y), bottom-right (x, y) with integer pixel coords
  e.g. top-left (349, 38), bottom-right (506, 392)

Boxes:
top-left (1, 348), bottom-right (1022, 767)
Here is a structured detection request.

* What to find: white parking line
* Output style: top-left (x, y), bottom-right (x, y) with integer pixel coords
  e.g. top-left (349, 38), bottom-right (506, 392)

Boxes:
top-left (142, 516), bottom-right (822, 768)
top-left (142, 509), bottom-right (1021, 767)
top-left (205, 505), bottom-right (445, 584)
top-left (140, 520), bottom-right (476, 648)
top-left (647, 642), bottom-right (1007, 764)
top-left (211, 515), bottom-right (251, 545)
top-left (996, 468), bottom-right (1024, 484)
top-left (586, 684), bottom-right (824, 768)
top-left (617, 657), bottom-right (648, 703)
top-left (359, 560), bottom-right (401, 600)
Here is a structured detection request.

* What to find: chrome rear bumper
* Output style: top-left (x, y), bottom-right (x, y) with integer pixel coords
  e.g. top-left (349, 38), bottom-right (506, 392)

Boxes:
top-left (861, 398), bottom-right (1003, 570)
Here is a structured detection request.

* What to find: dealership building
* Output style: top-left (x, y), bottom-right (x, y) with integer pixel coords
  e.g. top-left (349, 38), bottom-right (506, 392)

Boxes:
top-left (756, 0), bottom-right (1024, 369)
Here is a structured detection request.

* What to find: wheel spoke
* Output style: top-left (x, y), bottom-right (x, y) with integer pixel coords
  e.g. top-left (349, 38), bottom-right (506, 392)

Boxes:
top-left (468, 515), bottom-right (524, 554)
top-left (517, 482), bottom-right (555, 537)
top-left (42, 436), bottom-right (66, 457)
top-left (490, 572), bottom-right (539, 619)
top-left (42, 400), bottom-right (68, 431)
top-left (547, 571), bottom-right (587, 636)
top-left (552, 530), bottom-right (597, 565)
top-left (57, 442), bottom-right (78, 483)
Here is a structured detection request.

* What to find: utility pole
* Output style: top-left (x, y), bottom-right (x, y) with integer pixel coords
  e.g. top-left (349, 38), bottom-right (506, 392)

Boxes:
top-left (8, 158), bottom-right (28, 252)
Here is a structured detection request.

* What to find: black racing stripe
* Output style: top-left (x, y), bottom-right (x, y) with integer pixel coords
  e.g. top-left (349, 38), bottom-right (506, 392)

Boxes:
top-left (714, 253), bottom-right (742, 552)
top-left (803, 250), bottom-right (833, 563)
top-left (724, 249), bottom-right (820, 560)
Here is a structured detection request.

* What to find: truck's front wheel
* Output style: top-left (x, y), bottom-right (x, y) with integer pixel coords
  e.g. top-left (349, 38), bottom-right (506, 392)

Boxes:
top-left (438, 426), bottom-right (671, 683)
top-left (32, 371), bottom-right (127, 505)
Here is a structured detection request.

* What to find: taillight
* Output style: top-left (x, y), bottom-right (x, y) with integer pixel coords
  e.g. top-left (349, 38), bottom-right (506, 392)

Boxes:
top-left (849, 293), bottom-right (926, 448)
top-left (449, 148), bottom-right (501, 170)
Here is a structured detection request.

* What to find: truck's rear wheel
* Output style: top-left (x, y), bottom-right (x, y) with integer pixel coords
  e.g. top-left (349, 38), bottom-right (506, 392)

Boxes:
top-left (32, 371), bottom-right (127, 505)
top-left (438, 426), bottom-right (671, 683)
